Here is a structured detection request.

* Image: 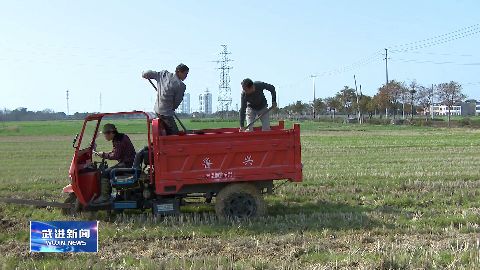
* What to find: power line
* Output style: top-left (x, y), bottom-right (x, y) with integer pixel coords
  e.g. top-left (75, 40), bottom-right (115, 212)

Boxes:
top-left (390, 58), bottom-right (480, 66)
top-left (389, 25), bottom-right (480, 53)
top-left (397, 51), bottom-right (474, 57)
top-left (313, 51), bottom-right (383, 77)
top-left (461, 81), bottom-right (480, 86)
top-left (311, 23), bottom-right (480, 78)
top-left (389, 23), bottom-right (479, 49)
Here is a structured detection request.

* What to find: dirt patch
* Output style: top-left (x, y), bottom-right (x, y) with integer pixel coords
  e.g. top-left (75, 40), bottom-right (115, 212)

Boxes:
top-left (0, 219), bottom-right (17, 230)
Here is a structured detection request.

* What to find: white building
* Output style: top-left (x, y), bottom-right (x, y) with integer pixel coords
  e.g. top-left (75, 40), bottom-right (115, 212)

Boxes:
top-left (430, 103), bottom-right (462, 116)
top-left (476, 102), bottom-right (480, 115)
top-left (199, 89), bottom-right (213, 114)
top-left (176, 93), bottom-right (190, 114)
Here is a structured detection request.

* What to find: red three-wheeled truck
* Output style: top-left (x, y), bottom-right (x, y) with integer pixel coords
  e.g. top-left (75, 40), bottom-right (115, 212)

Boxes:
top-left (28, 111), bottom-right (302, 218)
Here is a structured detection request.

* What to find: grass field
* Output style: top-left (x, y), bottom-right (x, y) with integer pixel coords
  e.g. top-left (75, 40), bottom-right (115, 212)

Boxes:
top-left (1, 119), bottom-right (480, 269)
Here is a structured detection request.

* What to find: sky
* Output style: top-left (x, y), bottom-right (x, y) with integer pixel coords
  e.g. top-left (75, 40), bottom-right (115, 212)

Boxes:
top-left (0, 0), bottom-right (479, 114)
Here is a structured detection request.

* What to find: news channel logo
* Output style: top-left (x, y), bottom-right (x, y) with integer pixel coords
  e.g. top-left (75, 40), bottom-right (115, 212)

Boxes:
top-left (30, 221), bottom-right (98, 252)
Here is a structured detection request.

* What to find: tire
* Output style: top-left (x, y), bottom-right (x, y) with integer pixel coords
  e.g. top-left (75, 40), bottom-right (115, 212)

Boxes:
top-left (61, 193), bottom-right (83, 216)
top-left (215, 183), bottom-right (266, 219)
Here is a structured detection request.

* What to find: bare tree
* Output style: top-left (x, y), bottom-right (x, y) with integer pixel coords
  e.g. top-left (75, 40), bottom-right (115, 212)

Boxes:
top-left (417, 85), bottom-right (435, 121)
top-left (399, 82), bottom-right (410, 119)
top-left (408, 81), bottom-right (419, 120)
top-left (436, 81), bottom-right (466, 127)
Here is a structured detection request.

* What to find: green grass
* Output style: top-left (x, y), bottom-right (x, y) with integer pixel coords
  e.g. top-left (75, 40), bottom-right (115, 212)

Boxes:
top-left (0, 118), bottom-right (435, 136)
top-left (1, 120), bottom-right (480, 269)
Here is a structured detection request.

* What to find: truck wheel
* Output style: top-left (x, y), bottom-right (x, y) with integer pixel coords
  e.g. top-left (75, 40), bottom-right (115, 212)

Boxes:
top-left (61, 193), bottom-right (83, 216)
top-left (215, 183), bottom-right (266, 219)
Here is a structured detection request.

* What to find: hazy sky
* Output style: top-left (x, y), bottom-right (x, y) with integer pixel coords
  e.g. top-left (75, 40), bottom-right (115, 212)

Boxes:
top-left (0, 1), bottom-right (479, 113)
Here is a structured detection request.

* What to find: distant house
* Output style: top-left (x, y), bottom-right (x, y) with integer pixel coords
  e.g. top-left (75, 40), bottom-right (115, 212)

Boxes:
top-left (427, 99), bottom-right (480, 116)
top-left (429, 103), bottom-right (462, 116)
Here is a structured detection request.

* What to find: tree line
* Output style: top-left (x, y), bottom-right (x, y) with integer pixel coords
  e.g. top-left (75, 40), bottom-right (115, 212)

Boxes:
top-left (0, 108), bottom-right (91, 121)
top-left (1, 80), bottom-right (468, 124)
top-left (276, 80), bottom-right (467, 126)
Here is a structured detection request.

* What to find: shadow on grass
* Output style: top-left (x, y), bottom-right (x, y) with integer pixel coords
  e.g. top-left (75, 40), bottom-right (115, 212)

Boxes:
top-left (87, 199), bottom-right (393, 236)
top-left (243, 200), bottom-right (388, 234)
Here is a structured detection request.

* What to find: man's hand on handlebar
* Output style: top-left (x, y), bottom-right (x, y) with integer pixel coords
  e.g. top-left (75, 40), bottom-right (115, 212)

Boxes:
top-left (93, 151), bottom-right (104, 157)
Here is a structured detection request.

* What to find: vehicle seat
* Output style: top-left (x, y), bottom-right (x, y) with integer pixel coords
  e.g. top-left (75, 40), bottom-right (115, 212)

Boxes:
top-left (110, 146), bottom-right (149, 187)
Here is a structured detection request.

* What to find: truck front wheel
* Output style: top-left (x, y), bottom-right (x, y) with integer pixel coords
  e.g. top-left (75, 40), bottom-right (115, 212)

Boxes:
top-left (61, 193), bottom-right (83, 216)
top-left (215, 183), bottom-right (266, 219)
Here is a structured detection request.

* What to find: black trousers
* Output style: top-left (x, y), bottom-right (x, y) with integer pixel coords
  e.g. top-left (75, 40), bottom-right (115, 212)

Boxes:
top-left (158, 115), bottom-right (179, 135)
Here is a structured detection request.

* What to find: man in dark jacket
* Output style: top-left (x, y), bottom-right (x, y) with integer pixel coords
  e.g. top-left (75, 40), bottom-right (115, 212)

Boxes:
top-left (240, 78), bottom-right (277, 131)
top-left (92, 123), bottom-right (136, 204)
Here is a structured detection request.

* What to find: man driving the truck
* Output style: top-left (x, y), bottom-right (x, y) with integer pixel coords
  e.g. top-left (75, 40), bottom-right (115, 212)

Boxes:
top-left (92, 123), bottom-right (136, 204)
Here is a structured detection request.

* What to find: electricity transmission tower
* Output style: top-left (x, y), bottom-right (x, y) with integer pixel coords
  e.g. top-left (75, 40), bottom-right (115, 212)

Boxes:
top-left (214, 45), bottom-right (233, 116)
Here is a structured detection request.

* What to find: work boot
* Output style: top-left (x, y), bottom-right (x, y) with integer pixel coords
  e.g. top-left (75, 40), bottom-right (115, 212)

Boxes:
top-left (91, 178), bottom-right (112, 204)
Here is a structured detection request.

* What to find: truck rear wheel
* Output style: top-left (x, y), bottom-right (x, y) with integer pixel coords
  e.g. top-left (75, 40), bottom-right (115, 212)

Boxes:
top-left (215, 183), bottom-right (266, 219)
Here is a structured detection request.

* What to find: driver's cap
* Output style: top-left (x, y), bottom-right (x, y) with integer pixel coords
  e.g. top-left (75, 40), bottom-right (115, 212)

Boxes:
top-left (102, 123), bottom-right (117, 133)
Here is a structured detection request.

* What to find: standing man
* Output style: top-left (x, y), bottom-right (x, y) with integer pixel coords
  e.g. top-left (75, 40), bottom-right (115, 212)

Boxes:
top-left (240, 78), bottom-right (277, 131)
top-left (142, 64), bottom-right (189, 135)
top-left (92, 123), bottom-right (136, 204)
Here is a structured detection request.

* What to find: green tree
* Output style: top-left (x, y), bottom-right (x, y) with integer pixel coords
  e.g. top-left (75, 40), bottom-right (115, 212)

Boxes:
top-left (358, 94), bottom-right (373, 118)
top-left (312, 98), bottom-right (325, 118)
top-left (373, 88), bottom-right (390, 118)
top-left (377, 80), bottom-right (404, 119)
top-left (335, 86), bottom-right (356, 118)
top-left (325, 97), bottom-right (341, 119)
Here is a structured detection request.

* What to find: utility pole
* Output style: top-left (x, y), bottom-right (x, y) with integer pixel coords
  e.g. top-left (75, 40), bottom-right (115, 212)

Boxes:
top-left (310, 75), bottom-right (317, 119)
top-left (410, 85), bottom-right (416, 121)
top-left (2, 108), bottom-right (5, 127)
top-left (66, 90), bottom-right (70, 116)
top-left (384, 48), bottom-right (389, 85)
top-left (354, 75), bottom-right (361, 123)
top-left (384, 48), bottom-right (389, 118)
top-left (431, 84), bottom-right (435, 120)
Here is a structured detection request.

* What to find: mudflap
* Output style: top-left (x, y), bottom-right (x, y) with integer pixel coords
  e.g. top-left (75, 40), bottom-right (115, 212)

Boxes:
top-left (83, 202), bottom-right (113, 212)
top-left (62, 184), bottom-right (73, 193)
